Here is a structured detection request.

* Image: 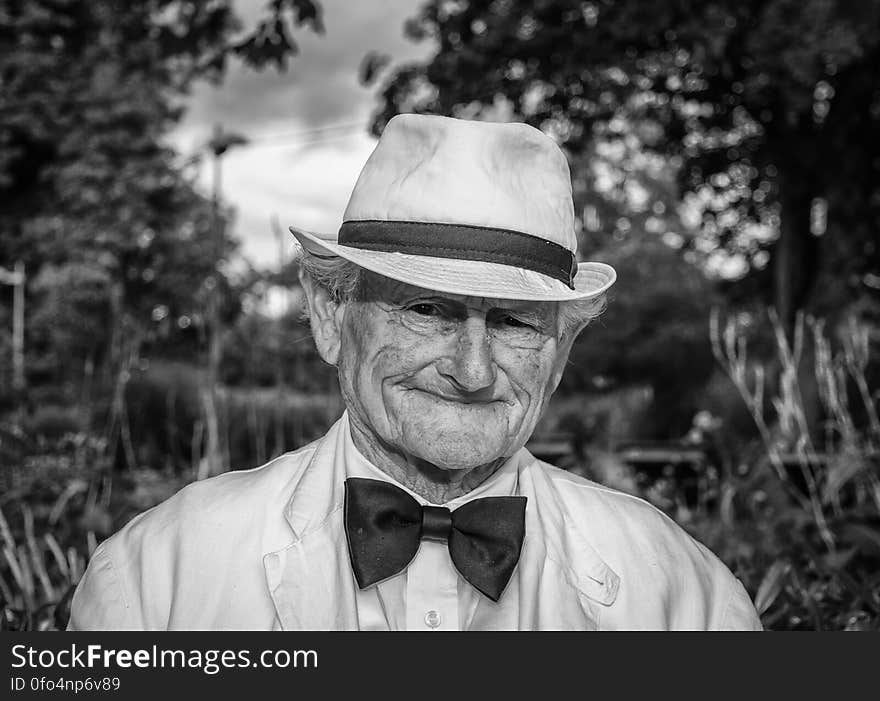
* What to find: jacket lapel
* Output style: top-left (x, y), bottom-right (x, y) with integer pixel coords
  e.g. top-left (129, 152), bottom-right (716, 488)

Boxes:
top-left (513, 455), bottom-right (621, 630)
top-left (263, 415), bottom-right (361, 630)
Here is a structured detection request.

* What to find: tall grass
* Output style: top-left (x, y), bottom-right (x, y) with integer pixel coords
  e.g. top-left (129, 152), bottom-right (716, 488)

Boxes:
top-left (708, 309), bottom-right (880, 629)
top-left (0, 505), bottom-right (87, 630)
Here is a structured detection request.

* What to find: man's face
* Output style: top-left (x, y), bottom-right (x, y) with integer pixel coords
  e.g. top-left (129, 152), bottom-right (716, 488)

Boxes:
top-left (334, 271), bottom-right (574, 471)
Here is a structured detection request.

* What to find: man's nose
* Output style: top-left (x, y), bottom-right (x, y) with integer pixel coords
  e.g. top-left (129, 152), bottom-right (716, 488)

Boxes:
top-left (439, 317), bottom-right (497, 392)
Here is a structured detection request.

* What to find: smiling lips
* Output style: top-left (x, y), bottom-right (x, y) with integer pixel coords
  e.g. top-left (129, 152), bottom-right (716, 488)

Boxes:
top-left (409, 387), bottom-right (505, 406)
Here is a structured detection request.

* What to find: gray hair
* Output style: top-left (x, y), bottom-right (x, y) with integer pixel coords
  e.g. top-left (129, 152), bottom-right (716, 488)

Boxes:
top-left (558, 293), bottom-right (606, 342)
top-left (297, 249), bottom-right (604, 339)
top-left (298, 251), bottom-right (364, 303)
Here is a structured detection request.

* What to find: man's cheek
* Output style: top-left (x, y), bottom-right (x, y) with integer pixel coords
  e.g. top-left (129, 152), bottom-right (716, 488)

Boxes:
top-left (500, 348), bottom-right (555, 392)
top-left (374, 339), bottom-right (430, 377)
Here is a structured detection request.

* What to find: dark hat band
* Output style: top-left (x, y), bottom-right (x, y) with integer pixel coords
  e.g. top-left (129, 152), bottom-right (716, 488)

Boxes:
top-left (338, 220), bottom-right (577, 289)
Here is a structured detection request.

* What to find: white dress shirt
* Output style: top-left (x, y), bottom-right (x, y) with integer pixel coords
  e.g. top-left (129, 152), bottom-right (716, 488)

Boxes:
top-left (342, 429), bottom-right (521, 630)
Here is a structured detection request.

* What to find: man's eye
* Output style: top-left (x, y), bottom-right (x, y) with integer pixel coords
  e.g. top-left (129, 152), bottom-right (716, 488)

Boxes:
top-left (406, 303), bottom-right (442, 316)
top-left (502, 315), bottom-right (534, 329)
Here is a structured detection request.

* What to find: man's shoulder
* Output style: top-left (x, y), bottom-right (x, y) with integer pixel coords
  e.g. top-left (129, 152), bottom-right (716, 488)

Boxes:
top-left (532, 458), bottom-right (682, 530)
top-left (528, 458), bottom-right (732, 580)
top-left (106, 441), bottom-right (320, 557)
top-left (528, 459), bottom-right (761, 629)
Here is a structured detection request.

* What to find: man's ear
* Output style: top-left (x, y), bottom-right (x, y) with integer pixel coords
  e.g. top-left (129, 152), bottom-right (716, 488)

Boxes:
top-left (300, 270), bottom-right (346, 366)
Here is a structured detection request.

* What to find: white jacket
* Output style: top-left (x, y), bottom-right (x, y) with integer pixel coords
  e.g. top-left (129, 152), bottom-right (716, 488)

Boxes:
top-left (68, 415), bottom-right (762, 630)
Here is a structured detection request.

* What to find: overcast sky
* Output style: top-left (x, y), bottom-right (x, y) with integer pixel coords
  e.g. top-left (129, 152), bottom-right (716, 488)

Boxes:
top-left (168, 0), bottom-right (432, 271)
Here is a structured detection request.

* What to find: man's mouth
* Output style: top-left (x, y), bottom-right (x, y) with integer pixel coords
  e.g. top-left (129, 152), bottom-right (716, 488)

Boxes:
top-left (408, 387), bottom-right (501, 406)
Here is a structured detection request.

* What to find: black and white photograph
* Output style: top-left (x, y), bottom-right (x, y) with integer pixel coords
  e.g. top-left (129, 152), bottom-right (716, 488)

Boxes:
top-left (1, 0), bottom-right (879, 635)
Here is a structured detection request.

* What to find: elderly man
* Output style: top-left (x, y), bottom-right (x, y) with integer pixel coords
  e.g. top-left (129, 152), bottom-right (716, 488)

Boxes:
top-left (69, 114), bottom-right (761, 630)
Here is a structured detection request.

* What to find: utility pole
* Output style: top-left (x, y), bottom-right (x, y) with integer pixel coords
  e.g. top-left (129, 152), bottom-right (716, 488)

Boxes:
top-left (198, 124), bottom-right (247, 480)
top-left (0, 261), bottom-right (25, 392)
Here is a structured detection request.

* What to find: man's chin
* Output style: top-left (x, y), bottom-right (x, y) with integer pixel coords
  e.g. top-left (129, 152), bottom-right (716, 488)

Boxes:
top-left (398, 430), bottom-right (514, 471)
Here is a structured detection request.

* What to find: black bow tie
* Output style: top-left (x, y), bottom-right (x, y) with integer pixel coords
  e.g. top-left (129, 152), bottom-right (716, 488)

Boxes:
top-left (343, 477), bottom-right (527, 602)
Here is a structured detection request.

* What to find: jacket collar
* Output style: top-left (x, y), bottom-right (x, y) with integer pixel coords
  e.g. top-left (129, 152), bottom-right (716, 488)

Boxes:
top-left (263, 414), bottom-right (359, 630)
top-left (263, 413), bottom-right (619, 630)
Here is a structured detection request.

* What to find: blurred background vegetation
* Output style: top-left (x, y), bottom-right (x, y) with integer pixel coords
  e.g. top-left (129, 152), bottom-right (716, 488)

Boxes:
top-left (1, 0), bottom-right (878, 630)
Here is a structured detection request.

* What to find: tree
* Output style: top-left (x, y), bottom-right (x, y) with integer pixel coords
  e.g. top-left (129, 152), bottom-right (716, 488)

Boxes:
top-left (0, 0), bottom-right (323, 237)
top-left (0, 0), bottom-right (324, 376)
top-left (368, 0), bottom-right (880, 331)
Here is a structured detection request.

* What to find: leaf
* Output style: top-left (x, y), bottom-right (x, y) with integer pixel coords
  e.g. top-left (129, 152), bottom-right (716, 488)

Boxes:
top-left (291, 0), bottom-right (324, 34)
top-left (754, 560), bottom-right (791, 616)
top-left (360, 51), bottom-right (392, 86)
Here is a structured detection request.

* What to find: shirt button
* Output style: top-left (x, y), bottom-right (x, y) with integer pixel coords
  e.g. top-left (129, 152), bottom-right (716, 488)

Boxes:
top-left (424, 610), bottom-right (442, 629)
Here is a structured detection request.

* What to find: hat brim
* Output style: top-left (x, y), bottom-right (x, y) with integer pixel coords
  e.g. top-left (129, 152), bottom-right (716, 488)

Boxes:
top-left (289, 226), bottom-right (615, 302)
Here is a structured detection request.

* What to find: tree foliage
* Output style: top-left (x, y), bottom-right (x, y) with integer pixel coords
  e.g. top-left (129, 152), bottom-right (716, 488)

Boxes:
top-left (369, 0), bottom-right (880, 327)
top-left (0, 0), bottom-right (322, 392)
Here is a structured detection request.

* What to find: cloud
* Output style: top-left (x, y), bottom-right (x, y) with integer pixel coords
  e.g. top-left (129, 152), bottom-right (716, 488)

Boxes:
top-left (224, 134), bottom-right (378, 269)
top-left (168, 0), bottom-right (432, 268)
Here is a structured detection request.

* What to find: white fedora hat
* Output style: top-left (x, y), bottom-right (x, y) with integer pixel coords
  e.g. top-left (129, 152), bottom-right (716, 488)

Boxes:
top-left (290, 114), bottom-right (616, 301)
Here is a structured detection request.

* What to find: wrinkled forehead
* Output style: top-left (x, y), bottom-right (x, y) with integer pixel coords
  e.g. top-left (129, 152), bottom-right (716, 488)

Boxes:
top-left (356, 268), bottom-right (559, 315)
